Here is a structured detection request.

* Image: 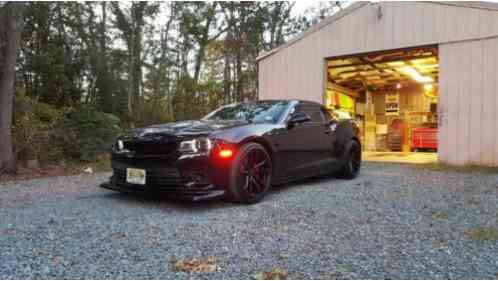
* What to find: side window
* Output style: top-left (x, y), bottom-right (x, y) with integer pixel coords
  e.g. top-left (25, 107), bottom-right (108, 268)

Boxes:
top-left (296, 104), bottom-right (324, 123)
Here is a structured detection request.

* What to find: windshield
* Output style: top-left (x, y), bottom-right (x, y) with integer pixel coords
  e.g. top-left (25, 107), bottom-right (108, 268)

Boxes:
top-left (203, 101), bottom-right (290, 124)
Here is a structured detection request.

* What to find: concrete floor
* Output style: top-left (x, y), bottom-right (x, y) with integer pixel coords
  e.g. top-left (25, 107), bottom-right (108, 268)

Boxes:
top-left (363, 151), bottom-right (438, 164)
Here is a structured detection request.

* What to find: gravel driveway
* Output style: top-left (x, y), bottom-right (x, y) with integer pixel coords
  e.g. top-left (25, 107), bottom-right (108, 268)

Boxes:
top-left (1, 163), bottom-right (497, 279)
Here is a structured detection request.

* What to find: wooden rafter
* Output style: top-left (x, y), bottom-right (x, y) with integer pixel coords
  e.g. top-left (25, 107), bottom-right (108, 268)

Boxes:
top-left (328, 47), bottom-right (439, 91)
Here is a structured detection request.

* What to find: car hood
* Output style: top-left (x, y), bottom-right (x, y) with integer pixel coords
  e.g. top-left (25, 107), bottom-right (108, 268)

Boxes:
top-left (125, 119), bottom-right (250, 139)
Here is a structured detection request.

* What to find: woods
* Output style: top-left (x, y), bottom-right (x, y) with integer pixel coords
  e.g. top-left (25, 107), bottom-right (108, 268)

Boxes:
top-left (0, 1), bottom-right (342, 173)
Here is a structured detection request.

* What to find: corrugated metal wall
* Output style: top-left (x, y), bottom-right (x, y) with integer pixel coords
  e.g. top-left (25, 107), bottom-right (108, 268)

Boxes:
top-left (258, 1), bottom-right (498, 165)
top-left (439, 37), bottom-right (498, 166)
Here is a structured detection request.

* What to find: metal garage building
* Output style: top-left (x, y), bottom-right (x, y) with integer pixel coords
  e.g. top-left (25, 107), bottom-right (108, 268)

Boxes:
top-left (257, 1), bottom-right (498, 166)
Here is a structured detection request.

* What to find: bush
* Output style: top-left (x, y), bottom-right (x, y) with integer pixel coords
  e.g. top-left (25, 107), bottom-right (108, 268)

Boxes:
top-left (13, 94), bottom-right (123, 165)
top-left (13, 93), bottom-right (66, 164)
top-left (59, 106), bottom-right (122, 161)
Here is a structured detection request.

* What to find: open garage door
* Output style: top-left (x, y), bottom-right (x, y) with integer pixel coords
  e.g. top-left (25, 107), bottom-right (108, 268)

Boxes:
top-left (326, 46), bottom-right (439, 164)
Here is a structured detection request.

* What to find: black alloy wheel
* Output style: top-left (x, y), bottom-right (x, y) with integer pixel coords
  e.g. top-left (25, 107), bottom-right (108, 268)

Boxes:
top-left (228, 142), bottom-right (272, 203)
top-left (338, 140), bottom-right (361, 179)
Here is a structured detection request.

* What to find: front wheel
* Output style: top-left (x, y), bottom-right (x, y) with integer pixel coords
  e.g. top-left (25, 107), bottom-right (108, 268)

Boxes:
top-left (337, 140), bottom-right (361, 179)
top-left (226, 142), bottom-right (272, 204)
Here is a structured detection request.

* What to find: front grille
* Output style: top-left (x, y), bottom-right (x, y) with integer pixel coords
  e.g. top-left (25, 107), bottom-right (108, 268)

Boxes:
top-left (123, 135), bottom-right (179, 156)
top-left (113, 167), bottom-right (183, 187)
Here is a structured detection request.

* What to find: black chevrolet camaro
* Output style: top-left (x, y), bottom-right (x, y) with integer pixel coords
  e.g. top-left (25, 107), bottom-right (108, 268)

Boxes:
top-left (101, 100), bottom-right (361, 203)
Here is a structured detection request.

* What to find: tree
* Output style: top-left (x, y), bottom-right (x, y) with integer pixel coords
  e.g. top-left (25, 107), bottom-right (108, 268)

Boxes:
top-left (69, 2), bottom-right (114, 111)
top-left (0, 2), bottom-right (24, 173)
top-left (111, 2), bottom-right (159, 126)
top-left (143, 2), bottom-right (177, 122)
top-left (2, 1), bottom-right (319, 167)
top-left (219, 2), bottom-right (297, 102)
top-left (9, 1), bottom-right (310, 142)
top-left (299, 1), bottom-right (344, 28)
top-left (20, 2), bottom-right (86, 106)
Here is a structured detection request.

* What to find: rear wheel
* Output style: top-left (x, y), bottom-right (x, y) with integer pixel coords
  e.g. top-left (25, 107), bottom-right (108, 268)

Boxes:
top-left (337, 140), bottom-right (361, 179)
top-left (227, 142), bottom-right (272, 204)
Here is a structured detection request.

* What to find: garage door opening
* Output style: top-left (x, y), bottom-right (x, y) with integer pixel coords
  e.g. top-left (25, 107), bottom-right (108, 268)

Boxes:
top-left (326, 46), bottom-right (439, 164)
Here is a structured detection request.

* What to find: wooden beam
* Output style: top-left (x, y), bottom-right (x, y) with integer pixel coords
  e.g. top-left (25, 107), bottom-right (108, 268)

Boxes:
top-left (326, 81), bottom-right (360, 98)
top-left (328, 54), bottom-right (437, 69)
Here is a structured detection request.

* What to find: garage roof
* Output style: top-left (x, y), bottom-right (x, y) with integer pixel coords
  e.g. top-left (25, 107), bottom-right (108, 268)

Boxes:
top-left (256, 1), bottom-right (498, 62)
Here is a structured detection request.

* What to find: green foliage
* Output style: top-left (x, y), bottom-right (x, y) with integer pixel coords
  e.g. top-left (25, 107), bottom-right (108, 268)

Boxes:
top-left (21, 2), bottom-right (86, 107)
top-left (131, 99), bottom-right (173, 128)
top-left (9, 2), bottom-right (318, 168)
top-left (60, 106), bottom-right (122, 161)
top-left (17, 2), bottom-right (308, 128)
top-left (13, 93), bottom-right (66, 163)
top-left (13, 93), bottom-right (122, 164)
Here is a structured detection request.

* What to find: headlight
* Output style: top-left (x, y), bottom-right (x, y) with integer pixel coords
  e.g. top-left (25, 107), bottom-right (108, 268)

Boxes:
top-left (178, 137), bottom-right (212, 154)
top-left (117, 140), bottom-right (124, 150)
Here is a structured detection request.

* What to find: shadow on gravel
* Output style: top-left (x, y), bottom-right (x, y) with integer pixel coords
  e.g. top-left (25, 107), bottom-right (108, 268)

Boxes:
top-left (102, 191), bottom-right (231, 212)
top-left (99, 173), bottom-right (344, 210)
top-left (271, 173), bottom-right (343, 194)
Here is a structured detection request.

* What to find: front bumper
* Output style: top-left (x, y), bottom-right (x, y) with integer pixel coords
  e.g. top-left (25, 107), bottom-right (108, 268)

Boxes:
top-left (100, 153), bottom-right (229, 201)
top-left (100, 181), bottom-right (225, 201)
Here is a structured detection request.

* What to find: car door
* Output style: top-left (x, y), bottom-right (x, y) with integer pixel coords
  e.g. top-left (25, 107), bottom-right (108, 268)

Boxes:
top-left (318, 107), bottom-right (342, 172)
top-left (277, 102), bottom-right (332, 180)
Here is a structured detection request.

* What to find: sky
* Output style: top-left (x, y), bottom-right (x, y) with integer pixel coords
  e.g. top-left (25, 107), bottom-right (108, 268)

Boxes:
top-left (291, 1), bottom-right (352, 17)
top-left (292, 1), bottom-right (316, 16)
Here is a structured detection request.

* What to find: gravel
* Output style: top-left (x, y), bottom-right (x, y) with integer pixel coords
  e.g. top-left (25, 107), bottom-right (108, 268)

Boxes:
top-left (1, 162), bottom-right (497, 279)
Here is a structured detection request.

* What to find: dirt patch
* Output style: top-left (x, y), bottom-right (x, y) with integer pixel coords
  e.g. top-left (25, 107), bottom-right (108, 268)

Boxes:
top-left (464, 227), bottom-right (498, 241)
top-left (255, 267), bottom-right (288, 280)
top-left (0, 157), bottom-right (110, 183)
top-left (172, 257), bottom-right (220, 273)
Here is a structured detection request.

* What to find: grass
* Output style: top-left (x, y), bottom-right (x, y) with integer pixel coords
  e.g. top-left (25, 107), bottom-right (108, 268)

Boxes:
top-left (464, 227), bottom-right (498, 241)
top-left (414, 163), bottom-right (498, 174)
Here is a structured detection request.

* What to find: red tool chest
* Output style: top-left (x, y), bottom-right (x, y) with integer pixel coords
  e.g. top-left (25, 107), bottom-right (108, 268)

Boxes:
top-left (411, 127), bottom-right (438, 150)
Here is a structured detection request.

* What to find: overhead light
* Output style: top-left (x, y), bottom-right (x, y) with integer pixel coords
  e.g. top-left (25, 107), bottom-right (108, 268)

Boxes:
top-left (398, 66), bottom-right (434, 83)
top-left (424, 83), bottom-right (434, 91)
top-left (396, 83), bottom-right (402, 89)
top-left (387, 61), bottom-right (405, 67)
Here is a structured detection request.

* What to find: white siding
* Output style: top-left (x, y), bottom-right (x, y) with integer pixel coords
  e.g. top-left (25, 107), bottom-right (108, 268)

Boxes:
top-left (439, 36), bottom-right (498, 166)
top-left (259, 2), bottom-right (498, 103)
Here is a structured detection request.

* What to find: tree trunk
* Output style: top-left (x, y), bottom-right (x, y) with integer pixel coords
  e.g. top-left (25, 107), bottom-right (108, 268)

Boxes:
top-left (127, 41), bottom-right (134, 127)
top-left (97, 2), bottom-right (113, 112)
top-left (223, 31), bottom-right (232, 104)
top-left (0, 2), bottom-right (23, 174)
top-left (235, 50), bottom-right (243, 101)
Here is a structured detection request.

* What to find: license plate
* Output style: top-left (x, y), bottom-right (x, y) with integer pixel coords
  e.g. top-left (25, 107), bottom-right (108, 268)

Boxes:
top-left (126, 168), bottom-right (146, 185)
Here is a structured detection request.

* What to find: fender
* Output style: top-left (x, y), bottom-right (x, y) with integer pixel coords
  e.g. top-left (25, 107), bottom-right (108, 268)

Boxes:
top-left (334, 119), bottom-right (361, 163)
top-left (239, 135), bottom-right (277, 162)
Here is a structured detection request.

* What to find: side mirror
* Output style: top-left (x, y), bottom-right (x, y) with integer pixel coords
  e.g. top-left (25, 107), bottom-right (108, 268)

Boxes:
top-left (328, 119), bottom-right (338, 125)
top-left (288, 112), bottom-right (311, 127)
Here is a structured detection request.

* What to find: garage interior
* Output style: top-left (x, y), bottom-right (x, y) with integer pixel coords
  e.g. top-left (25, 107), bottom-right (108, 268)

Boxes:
top-left (326, 46), bottom-right (439, 163)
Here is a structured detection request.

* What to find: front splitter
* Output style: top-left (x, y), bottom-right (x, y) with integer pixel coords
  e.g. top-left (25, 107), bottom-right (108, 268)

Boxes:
top-left (100, 182), bottom-right (226, 202)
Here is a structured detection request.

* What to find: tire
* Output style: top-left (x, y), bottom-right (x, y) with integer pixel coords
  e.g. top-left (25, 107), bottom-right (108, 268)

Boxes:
top-left (226, 142), bottom-right (272, 204)
top-left (337, 140), bottom-right (361, 179)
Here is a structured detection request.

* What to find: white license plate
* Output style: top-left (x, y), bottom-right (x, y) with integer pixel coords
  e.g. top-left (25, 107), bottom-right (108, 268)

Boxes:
top-left (126, 168), bottom-right (146, 185)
